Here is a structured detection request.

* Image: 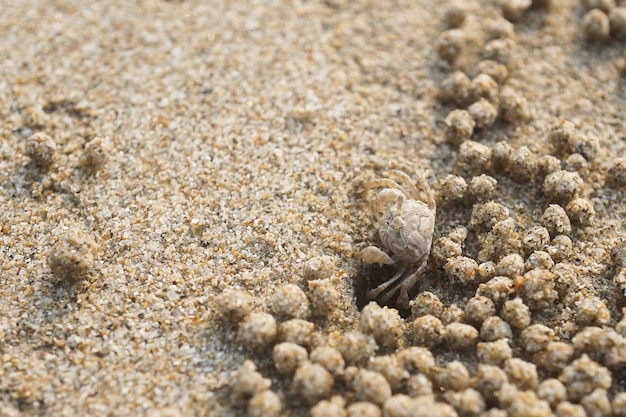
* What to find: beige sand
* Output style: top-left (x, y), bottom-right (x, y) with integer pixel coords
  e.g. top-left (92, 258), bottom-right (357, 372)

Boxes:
top-left (1, 0), bottom-right (626, 416)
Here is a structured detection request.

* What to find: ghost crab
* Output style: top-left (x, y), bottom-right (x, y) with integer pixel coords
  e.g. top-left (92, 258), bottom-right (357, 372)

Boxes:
top-left (361, 170), bottom-right (436, 308)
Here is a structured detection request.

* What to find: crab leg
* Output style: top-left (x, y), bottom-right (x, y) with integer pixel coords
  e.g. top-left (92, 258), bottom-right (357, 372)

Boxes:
top-left (387, 170), bottom-right (435, 211)
top-left (394, 261), bottom-right (429, 308)
top-left (367, 264), bottom-right (408, 300)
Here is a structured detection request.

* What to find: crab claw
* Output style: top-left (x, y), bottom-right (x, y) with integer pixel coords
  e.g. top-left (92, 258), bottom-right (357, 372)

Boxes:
top-left (362, 246), bottom-right (394, 265)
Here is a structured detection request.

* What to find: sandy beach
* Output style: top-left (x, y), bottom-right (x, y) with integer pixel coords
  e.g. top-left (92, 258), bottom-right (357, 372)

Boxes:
top-left (1, 0), bottom-right (626, 416)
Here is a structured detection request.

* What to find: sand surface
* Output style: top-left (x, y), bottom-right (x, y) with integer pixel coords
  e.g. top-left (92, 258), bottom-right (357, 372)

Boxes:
top-left (1, 0), bottom-right (626, 416)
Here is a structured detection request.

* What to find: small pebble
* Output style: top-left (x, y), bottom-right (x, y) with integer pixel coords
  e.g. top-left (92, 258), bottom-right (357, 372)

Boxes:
top-left (456, 140), bottom-right (492, 176)
top-left (311, 397), bottom-right (346, 417)
top-left (574, 326), bottom-right (626, 368)
top-left (482, 218), bottom-right (520, 262)
top-left (566, 198), bottom-right (595, 226)
top-left (574, 295), bottom-right (610, 326)
top-left (411, 314), bottom-right (445, 348)
top-left (271, 284), bottom-right (311, 319)
top-left (248, 390), bottom-right (282, 417)
top-left (476, 276), bottom-right (514, 306)
top-left (503, 358), bottom-right (539, 391)
top-left (499, 86), bottom-right (531, 123)
top-left (444, 256), bottom-right (478, 284)
top-left (468, 98), bottom-right (499, 129)
top-left (613, 392), bottom-right (626, 417)
top-left (215, 289), bottom-right (254, 323)
top-left (410, 291), bottom-right (444, 318)
top-left (482, 38), bottom-right (517, 67)
top-left (436, 175), bottom-right (468, 205)
top-left (555, 402), bottom-right (587, 417)
top-left (368, 355), bottom-right (409, 392)
top-left (308, 279), bottom-right (340, 317)
top-left (583, 0), bottom-right (615, 12)
top-left (277, 319), bottom-right (315, 346)
top-left (474, 60), bottom-right (509, 84)
top-left (607, 158), bottom-right (626, 187)
top-left (537, 378), bottom-right (567, 409)
top-left (435, 360), bottom-right (471, 391)
top-left (480, 316), bottom-right (513, 342)
top-left (441, 303), bottom-right (464, 324)
top-left (500, 0), bottom-right (532, 21)
top-left (310, 346), bottom-right (345, 376)
top-left (336, 331), bottom-right (378, 366)
top-left (520, 324), bottom-right (555, 353)
top-left (470, 201), bottom-right (510, 232)
top-left (543, 170), bottom-right (583, 201)
top-left (431, 237), bottom-right (463, 268)
top-left (491, 141), bottom-right (513, 171)
top-left (522, 226), bottom-right (551, 255)
top-left (496, 253), bottom-right (525, 278)
top-left (293, 361), bottom-right (334, 404)
top-left (471, 73), bottom-right (500, 105)
top-left (273, 342), bottom-right (308, 375)
top-left (444, 322), bottom-right (479, 351)
top-left (347, 401), bottom-right (381, 417)
top-left (500, 298), bottom-right (531, 331)
top-left (230, 360), bottom-right (271, 401)
top-left (525, 250), bottom-right (555, 271)
top-left (47, 228), bottom-right (98, 281)
top-left (609, 7), bottom-right (626, 39)
top-left (359, 302), bottom-right (404, 348)
top-left (581, 388), bottom-right (612, 417)
top-left (237, 312), bottom-right (277, 350)
top-left (439, 71), bottom-right (474, 106)
top-left (445, 0), bottom-right (472, 27)
top-left (498, 383), bottom-right (552, 417)
top-left (475, 364), bottom-right (509, 404)
top-left (448, 226), bottom-right (468, 244)
top-left (444, 109), bottom-right (475, 145)
top-left (547, 235), bottom-right (573, 263)
top-left (467, 174), bottom-right (498, 202)
top-left (559, 354), bottom-right (612, 402)
top-left (349, 368), bottom-right (392, 406)
top-left (519, 268), bottom-right (558, 310)
top-left (303, 256), bottom-right (335, 280)
top-left (509, 146), bottom-right (537, 182)
top-left (443, 388), bottom-right (486, 416)
top-left (397, 346), bottom-right (436, 376)
top-left (550, 121), bottom-right (599, 161)
top-left (406, 374), bottom-right (433, 397)
top-left (478, 261), bottom-right (496, 282)
top-left (536, 341), bottom-right (574, 374)
top-left (82, 137), bottom-right (110, 171)
top-left (541, 204), bottom-right (572, 237)
top-left (477, 338), bottom-right (513, 366)
top-left (484, 15), bottom-right (516, 40)
top-left (464, 295), bottom-right (495, 325)
top-left (436, 29), bottom-right (467, 63)
top-left (582, 9), bottom-right (611, 42)
top-left (25, 132), bottom-right (57, 167)
top-left (565, 153), bottom-right (589, 173)
top-left (537, 154), bottom-right (562, 177)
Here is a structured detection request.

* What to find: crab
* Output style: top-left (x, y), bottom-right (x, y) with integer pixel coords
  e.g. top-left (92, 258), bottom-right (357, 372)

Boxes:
top-left (361, 170), bottom-right (436, 308)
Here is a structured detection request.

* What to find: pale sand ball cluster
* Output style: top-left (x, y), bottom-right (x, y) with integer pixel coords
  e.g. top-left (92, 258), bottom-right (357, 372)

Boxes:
top-left (581, 3), bottom-right (626, 42)
top-left (47, 227), bottom-right (98, 281)
top-left (25, 132), bottom-right (57, 168)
